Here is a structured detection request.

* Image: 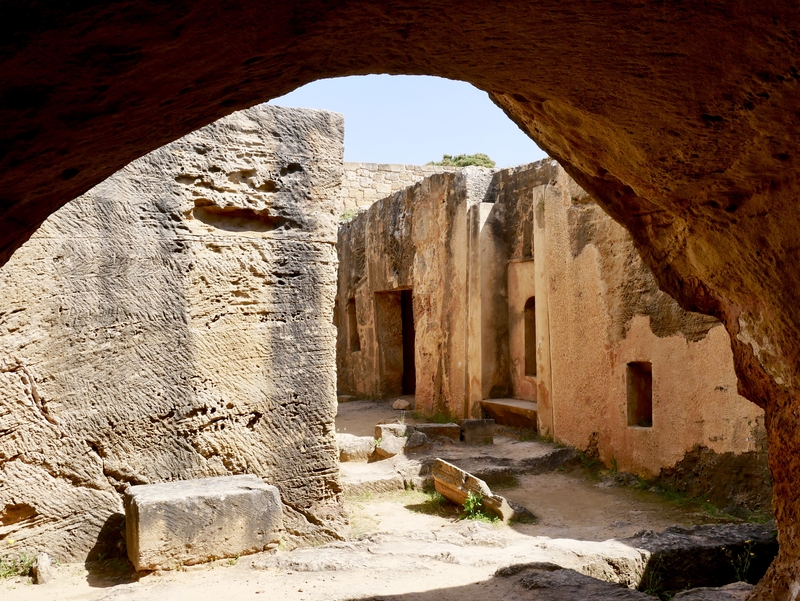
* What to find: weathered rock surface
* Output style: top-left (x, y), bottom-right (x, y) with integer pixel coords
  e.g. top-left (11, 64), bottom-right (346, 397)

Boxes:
top-left (624, 523), bottom-right (777, 595)
top-left (432, 459), bottom-right (531, 522)
top-left (492, 563), bottom-right (650, 600)
top-left (392, 399), bottom-right (411, 411)
top-left (375, 424), bottom-right (414, 440)
top-left (461, 419), bottom-right (495, 445)
top-left (336, 434), bottom-right (375, 463)
top-left (3, 5), bottom-right (800, 596)
top-left (125, 475), bottom-right (283, 571)
top-left (673, 582), bottom-right (755, 601)
top-left (32, 552), bottom-right (54, 584)
top-left (0, 104), bottom-right (345, 560)
top-left (374, 435), bottom-right (408, 459)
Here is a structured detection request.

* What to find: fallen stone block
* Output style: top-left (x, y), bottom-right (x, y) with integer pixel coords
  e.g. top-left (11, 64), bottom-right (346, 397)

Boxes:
top-left (336, 433), bottom-right (375, 462)
top-left (414, 423), bottom-right (461, 441)
top-left (624, 523), bottom-right (777, 596)
top-left (431, 458), bottom-right (533, 523)
top-left (124, 475), bottom-right (283, 571)
top-left (32, 553), bottom-right (54, 584)
top-left (392, 398), bottom-right (411, 410)
top-left (461, 418), bottom-right (494, 445)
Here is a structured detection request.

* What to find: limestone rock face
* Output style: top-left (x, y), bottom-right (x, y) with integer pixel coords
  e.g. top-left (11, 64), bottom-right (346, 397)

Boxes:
top-left (1, 4), bottom-right (800, 597)
top-left (0, 104), bottom-right (345, 560)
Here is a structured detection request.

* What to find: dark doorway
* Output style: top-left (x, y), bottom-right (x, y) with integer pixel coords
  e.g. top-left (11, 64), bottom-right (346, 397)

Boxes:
top-left (524, 297), bottom-right (537, 377)
top-left (627, 361), bottom-right (653, 428)
top-left (401, 289), bottom-right (416, 394)
top-left (375, 289), bottom-right (416, 397)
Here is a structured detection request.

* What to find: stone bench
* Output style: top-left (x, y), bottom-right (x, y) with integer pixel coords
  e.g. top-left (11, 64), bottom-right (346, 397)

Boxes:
top-left (124, 475), bottom-right (283, 571)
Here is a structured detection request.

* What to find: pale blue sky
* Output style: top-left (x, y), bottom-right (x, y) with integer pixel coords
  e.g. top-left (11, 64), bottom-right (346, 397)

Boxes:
top-left (269, 75), bottom-right (546, 168)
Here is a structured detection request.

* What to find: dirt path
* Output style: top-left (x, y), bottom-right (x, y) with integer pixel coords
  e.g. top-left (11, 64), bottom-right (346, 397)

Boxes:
top-left (0, 400), bottom-right (736, 600)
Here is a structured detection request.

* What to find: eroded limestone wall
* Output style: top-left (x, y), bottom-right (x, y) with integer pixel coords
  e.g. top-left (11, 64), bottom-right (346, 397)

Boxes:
top-left (339, 162), bottom-right (460, 213)
top-left (0, 105), bottom-right (345, 561)
top-left (336, 170), bottom-right (493, 417)
top-left (501, 163), bottom-right (766, 477)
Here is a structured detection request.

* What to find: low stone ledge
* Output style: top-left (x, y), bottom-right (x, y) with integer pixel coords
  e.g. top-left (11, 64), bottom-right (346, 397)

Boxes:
top-left (414, 423), bottom-right (461, 441)
top-left (124, 475), bottom-right (283, 571)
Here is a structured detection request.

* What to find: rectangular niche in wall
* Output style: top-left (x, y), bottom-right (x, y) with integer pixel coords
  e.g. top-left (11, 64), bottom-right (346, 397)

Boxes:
top-left (347, 298), bottom-right (360, 352)
top-left (524, 297), bottom-right (537, 377)
top-left (627, 361), bottom-right (653, 428)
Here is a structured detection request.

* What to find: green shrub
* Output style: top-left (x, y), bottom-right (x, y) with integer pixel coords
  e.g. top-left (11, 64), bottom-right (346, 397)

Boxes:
top-left (428, 153), bottom-right (496, 168)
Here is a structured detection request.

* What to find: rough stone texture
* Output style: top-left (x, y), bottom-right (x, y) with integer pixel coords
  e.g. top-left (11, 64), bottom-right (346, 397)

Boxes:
top-left (624, 524), bottom-right (778, 596)
top-left (392, 399), bottom-right (411, 411)
top-left (461, 419), bottom-right (495, 445)
top-left (124, 475), bottom-right (283, 571)
top-left (32, 552), bottom-right (54, 584)
top-left (0, 104), bottom-right (345, 560)
top-left (1, 4), bottom-right (800, 596)
top-left (657, 445), bottom-right (771, 514)
top-left (493, 563), bottom-right (650, 600)
top-left (405, 430), bottom-right (429, 449)
top-left (338, 161), bottom-right (761, 477)
top-left (335, 433), bottom-right (374, 463)
top-left (673, 582), bottom-right (755, 601)
top-left (375, 424), bottom-right (414, 440)
top-left (339, 163), bottom-right (459, 213)
top-left (494, 161), bottom-right (764, 477)
top-left (337, 168), bottom-right (495, 414)
top-left (374, 435), bottom-right (407, 459)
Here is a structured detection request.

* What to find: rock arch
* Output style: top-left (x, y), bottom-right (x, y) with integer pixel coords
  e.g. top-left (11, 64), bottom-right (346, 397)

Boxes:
top-left (1, 2), bottom-right (799, 597)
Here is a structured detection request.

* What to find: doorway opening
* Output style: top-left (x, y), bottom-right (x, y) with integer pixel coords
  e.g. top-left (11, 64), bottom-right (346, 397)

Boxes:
top-left (374, 289), bottom-right (416, 396)
top-left (400, 289), bottom-right (416, 395)
top-left (627, 361), bottom-right (653, 428)
top-left (524, 296), bottom-right (537, 377)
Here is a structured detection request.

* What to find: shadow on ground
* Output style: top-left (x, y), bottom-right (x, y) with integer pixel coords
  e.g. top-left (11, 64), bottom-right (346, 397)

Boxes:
top-left (84, 512), bottom-right (139, 588)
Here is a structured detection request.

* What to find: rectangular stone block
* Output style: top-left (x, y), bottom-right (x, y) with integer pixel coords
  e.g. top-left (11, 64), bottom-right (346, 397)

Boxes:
top-left (124, 475), bottom-right (283, 571)
top-left (414, 423), bottom-right (461, 441)
top-left (462, 419), bottom-right (495, 445)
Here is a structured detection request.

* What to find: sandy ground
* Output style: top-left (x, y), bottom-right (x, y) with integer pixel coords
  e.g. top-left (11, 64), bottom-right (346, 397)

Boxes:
top-left (0, 399), bottom-right (732, 600)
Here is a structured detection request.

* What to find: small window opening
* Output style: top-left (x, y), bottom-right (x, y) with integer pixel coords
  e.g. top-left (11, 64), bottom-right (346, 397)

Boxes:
top-left (524, 297), bottom-right (537, 376)
top-left (347, 298), bottom-right (360, 352)
top-left (627, 361), bottom-right (653, 428)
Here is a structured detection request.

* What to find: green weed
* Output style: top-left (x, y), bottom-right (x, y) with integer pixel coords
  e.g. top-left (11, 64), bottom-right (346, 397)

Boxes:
top-left (460, 491), bottom-right (499, 523)
top-left (0, 552), bottom-right (35, 580)
top-left (339, 209), bottom-right (359, 222)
